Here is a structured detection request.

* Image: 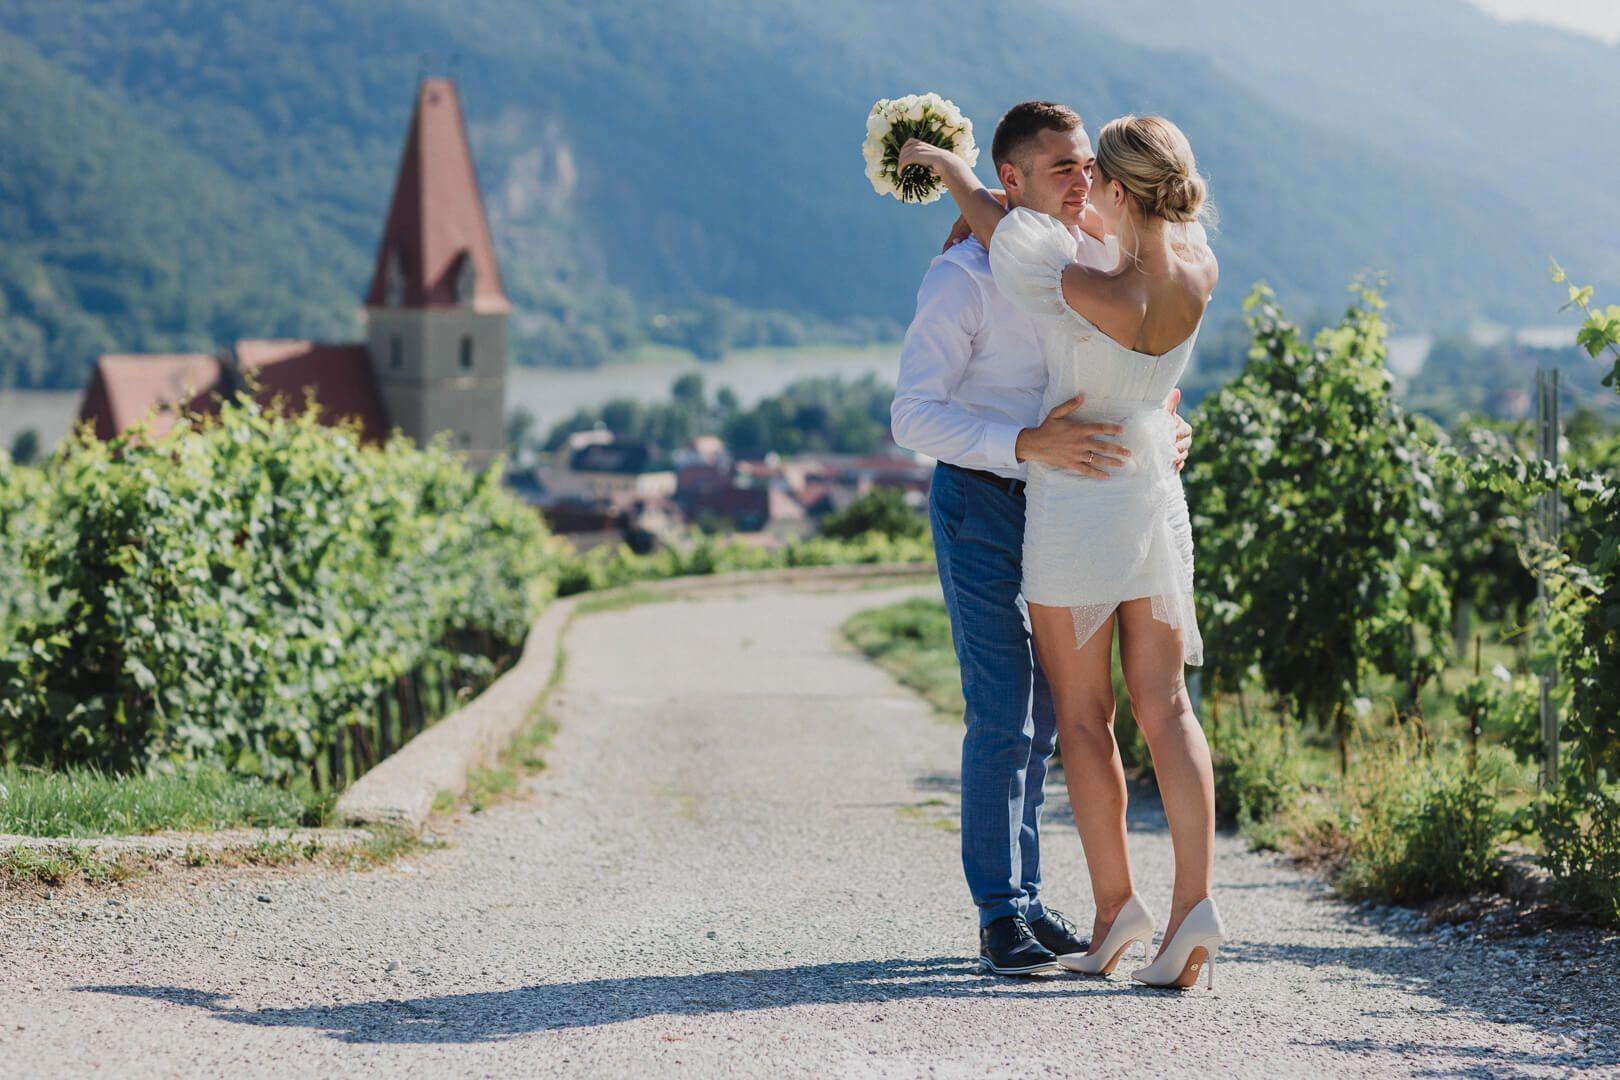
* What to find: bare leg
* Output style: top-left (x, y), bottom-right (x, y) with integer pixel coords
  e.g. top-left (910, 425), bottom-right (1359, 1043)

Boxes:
top-left (1028, 602), bottom-right (1134, 954)
top-left (1115, 597), bottom-right (1214, 957)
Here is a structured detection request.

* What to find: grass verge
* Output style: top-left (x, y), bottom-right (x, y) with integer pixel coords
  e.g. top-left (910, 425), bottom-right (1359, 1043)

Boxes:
top-left (841, 595), bottom-right (1539, 914)
top-left (0, 824), bottom-right (434, 894)
top-left (0, 763), bottom-right (328, 838)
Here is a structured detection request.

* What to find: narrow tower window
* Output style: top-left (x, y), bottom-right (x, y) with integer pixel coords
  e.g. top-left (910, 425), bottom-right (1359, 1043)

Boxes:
top-left (390, 335), bottom-right (403, 370)
top-left (385, 249), bottom-right (407, 307)
top-left (459, 335), bottom-right (474, 371)
top-left (454, 254), bottom-right (477, 307)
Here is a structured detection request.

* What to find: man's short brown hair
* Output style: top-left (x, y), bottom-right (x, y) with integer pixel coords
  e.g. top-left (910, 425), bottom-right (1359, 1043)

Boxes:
top-left (991, 101), bottom-right (1084, 172)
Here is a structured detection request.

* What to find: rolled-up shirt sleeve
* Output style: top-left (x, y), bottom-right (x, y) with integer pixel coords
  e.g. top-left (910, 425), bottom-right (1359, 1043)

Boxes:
top-left (890, 261), bottom-right (1023, 472)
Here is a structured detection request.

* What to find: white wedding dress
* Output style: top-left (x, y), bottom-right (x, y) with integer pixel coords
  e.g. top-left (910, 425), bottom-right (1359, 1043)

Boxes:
top-left (989, 207), bottom-right (1205, 666)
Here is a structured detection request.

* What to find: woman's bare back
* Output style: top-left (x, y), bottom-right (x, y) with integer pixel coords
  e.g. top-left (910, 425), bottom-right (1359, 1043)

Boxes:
top-left (1063, 239), bottom-right (1218, 358)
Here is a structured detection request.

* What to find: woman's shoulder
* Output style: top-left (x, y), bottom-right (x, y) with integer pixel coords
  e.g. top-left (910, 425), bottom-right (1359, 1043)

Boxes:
top-left (1169, 222), bottom-right (1219, 293)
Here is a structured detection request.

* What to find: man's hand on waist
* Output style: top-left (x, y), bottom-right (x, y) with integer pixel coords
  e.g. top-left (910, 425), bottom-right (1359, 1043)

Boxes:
top-left (1014, 394), bottom-right (1130, 481)
top-left (1167, 388), bottom-right (1192, 473)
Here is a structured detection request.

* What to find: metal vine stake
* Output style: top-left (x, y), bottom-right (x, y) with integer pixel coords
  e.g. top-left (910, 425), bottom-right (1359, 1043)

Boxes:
top-left (1533, 367), bottom-right (1561, 791)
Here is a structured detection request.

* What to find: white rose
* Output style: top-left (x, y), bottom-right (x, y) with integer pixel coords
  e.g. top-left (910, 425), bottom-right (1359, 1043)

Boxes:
top-left (867, 113), bottom-right (892, 139)
top-left (905, 102), bottom-right (925, 122)
top-left (862, 140), bottom-right (882, 165)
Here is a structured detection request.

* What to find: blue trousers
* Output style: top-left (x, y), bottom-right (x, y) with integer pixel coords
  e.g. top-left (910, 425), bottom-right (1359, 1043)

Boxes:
top-left (928, 463), bottom-right (1059, 927)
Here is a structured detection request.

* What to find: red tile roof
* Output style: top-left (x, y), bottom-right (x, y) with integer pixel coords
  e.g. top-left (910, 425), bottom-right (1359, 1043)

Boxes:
top-left (233, 340), bottom-right (390, 445)
top-left (364, 78), bottom-right (510, 314)
top-left (77, 353), bottom-right (225, 441)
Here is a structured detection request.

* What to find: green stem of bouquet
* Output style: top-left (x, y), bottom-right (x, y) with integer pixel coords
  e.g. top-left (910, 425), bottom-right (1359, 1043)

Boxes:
top-left (882, 113), bottom-right (963, 204)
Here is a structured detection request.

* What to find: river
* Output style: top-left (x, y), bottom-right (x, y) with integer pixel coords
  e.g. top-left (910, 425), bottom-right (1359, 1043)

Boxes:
top-left (0, 344), bottom-right (900, 455)
top-left (0, 326), bottom-right (1583, 455)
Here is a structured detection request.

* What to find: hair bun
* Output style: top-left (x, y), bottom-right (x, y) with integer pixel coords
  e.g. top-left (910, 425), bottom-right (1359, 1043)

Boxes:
top-left (1155, 172), bottom-right (1206, 224)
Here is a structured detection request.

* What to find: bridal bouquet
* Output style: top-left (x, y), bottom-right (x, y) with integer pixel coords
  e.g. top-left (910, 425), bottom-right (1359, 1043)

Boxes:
top-left (862, 93), bottom-right (978, 204)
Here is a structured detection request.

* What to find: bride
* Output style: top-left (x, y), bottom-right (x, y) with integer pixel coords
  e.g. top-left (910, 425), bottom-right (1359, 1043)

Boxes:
top-left (899, 115), bottom-right (1225, 990)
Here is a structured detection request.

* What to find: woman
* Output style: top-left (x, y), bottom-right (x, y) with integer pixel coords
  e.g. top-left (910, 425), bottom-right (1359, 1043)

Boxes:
top-left (899, 115), bottom-right (1224, 990)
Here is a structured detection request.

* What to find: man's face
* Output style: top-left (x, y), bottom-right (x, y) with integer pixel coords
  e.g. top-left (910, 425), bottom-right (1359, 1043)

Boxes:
top-left (1000, 127), bottom-right (1095, 226)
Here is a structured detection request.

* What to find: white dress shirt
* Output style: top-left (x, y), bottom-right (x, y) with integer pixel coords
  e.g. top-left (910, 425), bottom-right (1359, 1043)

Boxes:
top-left (891, 229), bottom-right (1117, 481)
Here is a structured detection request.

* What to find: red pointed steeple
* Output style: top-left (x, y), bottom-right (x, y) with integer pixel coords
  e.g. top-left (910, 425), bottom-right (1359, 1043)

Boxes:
top-left (365, 78), bottom-right (510, 314)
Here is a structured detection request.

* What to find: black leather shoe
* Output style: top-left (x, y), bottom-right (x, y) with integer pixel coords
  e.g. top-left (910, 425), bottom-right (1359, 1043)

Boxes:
top-left (1027, 908), bottom-right (1088, 958)
top-left (978, 914), bottom-right (1060, 975)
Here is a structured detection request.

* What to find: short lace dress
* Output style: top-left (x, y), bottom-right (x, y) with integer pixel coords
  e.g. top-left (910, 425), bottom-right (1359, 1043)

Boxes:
top-left (988, 206), bottom-right (1206, 666)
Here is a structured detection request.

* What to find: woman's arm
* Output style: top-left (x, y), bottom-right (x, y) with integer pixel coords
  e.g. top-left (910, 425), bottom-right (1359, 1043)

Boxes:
top-left (897, 138), bottom-right (1007, 247)
top-left (941, 189), bottom-right (1007, 252)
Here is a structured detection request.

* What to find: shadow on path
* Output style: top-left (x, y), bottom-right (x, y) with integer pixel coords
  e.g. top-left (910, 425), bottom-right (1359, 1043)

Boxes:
top-left (80, 958), bottom-right (1155, 1044)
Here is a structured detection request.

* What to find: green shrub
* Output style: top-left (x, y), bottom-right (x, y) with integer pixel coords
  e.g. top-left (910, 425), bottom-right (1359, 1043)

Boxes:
top-left (818, 487), bottom-right (927, 541)
top-left (0, 394), bottom-right (556, 781)
top-left (552, 529), bottom-right (931, 597)
top-left (1210, 713), bottom-right (1302, 831)
top-left (1336, 747), bottom-right (1504, 904)
top-left (0, 449), bottom-right (65, 644)
top-left (1533, 780), bottom-right (1620, 927)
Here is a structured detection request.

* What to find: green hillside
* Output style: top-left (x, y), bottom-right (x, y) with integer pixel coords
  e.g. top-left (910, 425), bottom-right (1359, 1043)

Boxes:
top-left (0, 0), bottom-right (1603, 388)
top-left (0, 31), bottom-right (359, 388)
top-left (1078, 0), bottom-right (1620, 293)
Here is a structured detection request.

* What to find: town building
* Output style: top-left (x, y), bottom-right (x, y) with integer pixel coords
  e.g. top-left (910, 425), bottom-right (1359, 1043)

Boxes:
top-left (77, 78), bottom-right (509, 471)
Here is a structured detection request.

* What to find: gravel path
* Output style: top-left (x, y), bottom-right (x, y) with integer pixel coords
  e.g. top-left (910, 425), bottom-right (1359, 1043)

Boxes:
top-left (2, 580), bottom-right (1615, 1077)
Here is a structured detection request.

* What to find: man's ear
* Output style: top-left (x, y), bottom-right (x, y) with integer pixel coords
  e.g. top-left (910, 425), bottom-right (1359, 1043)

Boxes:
top-left (997, 160), bottom-right (1023, 197)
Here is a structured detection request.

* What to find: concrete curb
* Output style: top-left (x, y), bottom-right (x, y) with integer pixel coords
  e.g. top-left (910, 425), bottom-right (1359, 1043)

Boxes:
top-left (333, 594), bottom-right (579, 829)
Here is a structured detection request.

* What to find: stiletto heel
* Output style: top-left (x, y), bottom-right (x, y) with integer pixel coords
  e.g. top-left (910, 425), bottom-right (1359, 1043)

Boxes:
top-left (1057, 894), bottom-right (1156, 976)
top-left (1131, 897), bottom-right (1226, 991)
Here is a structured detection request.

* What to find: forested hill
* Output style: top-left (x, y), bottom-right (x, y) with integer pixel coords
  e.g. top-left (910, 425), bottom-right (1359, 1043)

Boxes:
top-left (0, 0), bottom-right (1610, 388)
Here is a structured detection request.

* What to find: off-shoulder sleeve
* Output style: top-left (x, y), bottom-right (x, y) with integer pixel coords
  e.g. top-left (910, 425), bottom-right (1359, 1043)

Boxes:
top-left (987, 207), bottom-right (1079, 317)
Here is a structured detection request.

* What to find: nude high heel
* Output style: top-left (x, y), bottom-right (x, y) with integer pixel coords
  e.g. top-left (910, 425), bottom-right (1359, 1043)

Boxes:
top-left (1057, 894), bottom-right (1155, 976)
top-left (1131, 896), bottom-right (1226, 990)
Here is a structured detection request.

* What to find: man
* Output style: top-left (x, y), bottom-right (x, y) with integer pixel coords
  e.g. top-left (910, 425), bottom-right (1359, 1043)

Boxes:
top-left (890, 101), bottom-right (1193, 975)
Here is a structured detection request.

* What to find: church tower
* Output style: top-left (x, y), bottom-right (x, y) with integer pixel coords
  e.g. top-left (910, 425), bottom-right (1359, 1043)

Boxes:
top-left (364, 78), bottom-right (510, 472)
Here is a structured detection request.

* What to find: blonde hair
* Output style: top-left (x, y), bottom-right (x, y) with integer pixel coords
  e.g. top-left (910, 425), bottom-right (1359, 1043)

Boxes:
top-left (1095, 115), bottom-right (1210, 225)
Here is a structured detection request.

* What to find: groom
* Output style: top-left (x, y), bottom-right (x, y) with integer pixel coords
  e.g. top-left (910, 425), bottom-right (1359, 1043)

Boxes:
top-left (890, 101), bottom-right (1192, 974)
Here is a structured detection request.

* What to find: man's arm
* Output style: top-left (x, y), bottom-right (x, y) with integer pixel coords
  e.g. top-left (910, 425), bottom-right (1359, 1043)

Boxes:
top-left (891, 259), bottom-right (1132, 479)
top-left (890, 261), bottom-right (1023, 472)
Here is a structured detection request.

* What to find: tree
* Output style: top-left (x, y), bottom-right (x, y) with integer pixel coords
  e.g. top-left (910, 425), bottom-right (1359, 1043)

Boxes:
top-left (819, 487), bottom-right (926, 541)
top-left (1184, 284), bottom-right (1451, 771)
top-left (8, 428), bottom-right (40, 466)
top-left (505, 408), bottom-right (537, 459)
